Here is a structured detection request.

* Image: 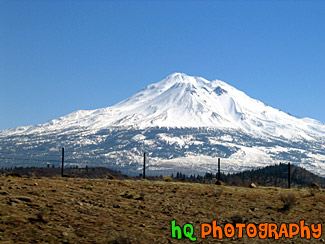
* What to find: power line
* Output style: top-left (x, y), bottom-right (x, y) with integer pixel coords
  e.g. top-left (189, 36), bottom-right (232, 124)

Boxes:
top-left (0, 156), bottom-right (59, 162)
top-left (0, 147), bottom-right (60, 152)
top-left (65, 160), bottom-right (110, 164)
top-left (66, 150), bottom-right (112, 156)
top-left (0, 151), bottom-right (60, 157)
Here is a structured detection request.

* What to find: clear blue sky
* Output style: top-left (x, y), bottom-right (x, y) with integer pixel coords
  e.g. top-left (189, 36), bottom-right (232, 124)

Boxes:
top-left (1, 0), bottom-right (324, 130)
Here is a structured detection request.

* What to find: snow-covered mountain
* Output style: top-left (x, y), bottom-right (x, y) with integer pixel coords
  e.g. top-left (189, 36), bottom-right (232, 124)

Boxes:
top-left (1, 73), bottom-right (325, 176)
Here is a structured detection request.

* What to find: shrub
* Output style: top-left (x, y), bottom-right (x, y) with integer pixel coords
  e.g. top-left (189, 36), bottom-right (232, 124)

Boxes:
top-left (163, 176), bottom-right (173, 182)
top-left (279, 192), bottom-right (297, 211)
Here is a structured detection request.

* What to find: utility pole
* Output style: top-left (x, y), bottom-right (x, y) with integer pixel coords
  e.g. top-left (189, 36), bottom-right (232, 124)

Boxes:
top-left (143, 152), bottom-right (146, 179)
top-left (217, 158), bottom-right (221, 181)
top-left (61, 147), bottom-right (64, 177)
top-left (288, 162), bottom-right (291, 189)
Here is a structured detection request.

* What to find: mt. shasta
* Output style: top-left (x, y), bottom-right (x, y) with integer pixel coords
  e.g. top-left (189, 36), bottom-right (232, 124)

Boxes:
top-left (1, 73), bottom-right (324, 176)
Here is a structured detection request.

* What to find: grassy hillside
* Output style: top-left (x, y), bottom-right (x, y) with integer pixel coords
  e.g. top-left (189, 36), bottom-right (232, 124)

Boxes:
top-left (0, 175), bottom-right (324, 243)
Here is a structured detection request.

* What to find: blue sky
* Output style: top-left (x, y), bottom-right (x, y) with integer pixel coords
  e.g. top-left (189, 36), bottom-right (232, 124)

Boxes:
top-left (1, 0), bottom-right (324, 130)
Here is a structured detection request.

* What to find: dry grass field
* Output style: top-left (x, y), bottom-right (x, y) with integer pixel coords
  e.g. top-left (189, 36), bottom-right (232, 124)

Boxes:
top-left (0, 175), bottom-right (324, 243)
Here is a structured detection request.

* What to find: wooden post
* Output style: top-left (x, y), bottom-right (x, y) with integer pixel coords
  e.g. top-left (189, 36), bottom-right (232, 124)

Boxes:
top-left (218, 158), bottom-right (221, 181)
top-left (288, 162), bottom-right (291, 189)
top-left (143, 152), bottom-right (146, 179)
top-left (61, 147), bottom-right (64, 177)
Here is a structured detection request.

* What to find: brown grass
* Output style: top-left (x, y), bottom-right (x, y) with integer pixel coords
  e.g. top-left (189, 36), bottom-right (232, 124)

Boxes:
top-left (0, 176), bottom-right (324, 243)
top-left (278, 192), bottom-right (297, 211)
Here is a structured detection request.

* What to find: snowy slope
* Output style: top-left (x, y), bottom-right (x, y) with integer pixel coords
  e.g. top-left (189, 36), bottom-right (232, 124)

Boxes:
top-left (0, 73), bottom-right (324, 177)
top-left (2, 73), bottom-right (324, 140)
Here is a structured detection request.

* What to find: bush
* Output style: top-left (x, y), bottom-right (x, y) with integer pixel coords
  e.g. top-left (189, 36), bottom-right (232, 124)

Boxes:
top-left (163, 176), bottom-right (173, 182)
top-left (279, 192), bottom-right (297, 211)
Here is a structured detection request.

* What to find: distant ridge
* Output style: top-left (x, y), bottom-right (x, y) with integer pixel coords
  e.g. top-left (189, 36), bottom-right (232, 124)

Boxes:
top-left (1, 164), bottom-right (324, 189)
top-left (221, 163), bottom-right (325, 188)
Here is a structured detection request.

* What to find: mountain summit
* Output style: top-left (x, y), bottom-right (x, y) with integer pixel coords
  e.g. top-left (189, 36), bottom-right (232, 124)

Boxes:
top-left (0, 73), bottom-right (324, 176)
top-left (113, 72), bottom-right (324, 140)
top-left (2, 73), bottom-right (324, 140)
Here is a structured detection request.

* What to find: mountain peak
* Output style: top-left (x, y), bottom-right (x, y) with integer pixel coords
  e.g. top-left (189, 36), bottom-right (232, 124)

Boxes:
top-left (2, 73), bottom-right (325, 141)
top-left (167, 72), bottom-right (189, 80)
top-left (161, 73), bottom-right (210, 89)
top-left (1, 73), bottom-right (324, 177)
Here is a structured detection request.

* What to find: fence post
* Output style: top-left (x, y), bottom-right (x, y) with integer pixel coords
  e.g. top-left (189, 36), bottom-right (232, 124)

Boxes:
top-left (143, 152), bottom-right (146, 179)
top-left (217, 158), bottom-right (221, 181)
top-left (288, 162), bottom-right (291, 189)
top-left (61, 147), bottom-right (64, 177)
